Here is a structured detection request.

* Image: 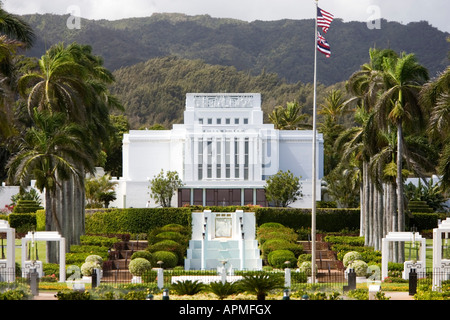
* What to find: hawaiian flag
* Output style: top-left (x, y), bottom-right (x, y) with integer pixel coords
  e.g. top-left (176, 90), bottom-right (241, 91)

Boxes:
top-left (317, 7), bottom-right (334, 33)
top-left (317, 32), bottom-right (331, 57)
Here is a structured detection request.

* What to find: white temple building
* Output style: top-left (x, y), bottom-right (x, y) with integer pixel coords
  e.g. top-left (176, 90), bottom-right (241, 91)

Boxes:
top-left (111, 93), bottom-right (324, 208)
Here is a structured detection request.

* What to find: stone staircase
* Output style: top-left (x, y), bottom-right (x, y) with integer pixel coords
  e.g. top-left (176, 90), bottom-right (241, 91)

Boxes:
top-left (101, 240), bottom-right (148, 283)
top-left (100, 237), bottom-right (345, 283)
top-left (299, 238), bottom-right (345, 282)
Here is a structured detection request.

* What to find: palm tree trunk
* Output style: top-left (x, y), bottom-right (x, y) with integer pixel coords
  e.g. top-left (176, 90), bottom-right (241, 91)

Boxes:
top-left (390, 180), bottom-right (398, 262)
top-left (363, 161), bottom-right (370, 245)
top-left (396, 123), bottom-right (405, 262)
top-left (45, 188), bottom-right (60, 263)
top-left (75, 174), bottom-right (86, 243)
top-left (73, 163), bottom-right (86, 245)
top-left (64, 178), bottom-right (74, 251)
top-left (359, 182), bottom-right (364, 237)
top-left (376, 184), bottom-right (383, 251)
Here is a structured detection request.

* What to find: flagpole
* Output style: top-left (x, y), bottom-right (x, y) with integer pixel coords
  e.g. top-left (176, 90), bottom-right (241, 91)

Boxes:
top-left (311, 0), bottom-right (318, 284)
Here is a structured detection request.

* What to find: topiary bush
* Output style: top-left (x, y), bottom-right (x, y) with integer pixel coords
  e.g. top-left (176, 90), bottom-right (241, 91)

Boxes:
top-left (147, 240), bottom-right (185, 263)
top-left (80, 235), bottom-right (120, 247)
top-left (12, 199), bottom-right (42, 213)
top-left (267, 249), bottom-right (297, 269)
top-left (81, 261), bottom-right (101, 276)
top-left (258, 222), bottom-right (285, 231)
top-left (349, 260), bottom-right (369, 277)
top-left (131, 251), bottom-right (153, 263)
top-left (257, 222), bottom-right (297, 238)
top-left (159, 223), bottom-right (190, 235)
top-left (152, 250), bottom-right (178, 269)
top-left (261, 239), bottom-right (303, 259)
top-left (128, 257), bottom-right (152, 276)
top-left (257, 229), bottom-right (298, 245)
top-left (7, 213), bottom-right (36, 232)
top-left (298, 261), bottom-right (318, 276)
top-left (297, 253), bottom-right (312, 264)
top-left (85, 254), bottom-right (103, 265)
top-left (343, 251), bottom-right (362, 267)
top-left (153, 231), bottom-right (188, 245)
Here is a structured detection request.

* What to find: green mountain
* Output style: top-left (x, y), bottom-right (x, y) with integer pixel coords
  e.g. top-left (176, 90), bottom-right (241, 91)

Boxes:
top-left (21, 13), bottom-right (449, 86)
top-left (109, 56), bottom-right (338, 128)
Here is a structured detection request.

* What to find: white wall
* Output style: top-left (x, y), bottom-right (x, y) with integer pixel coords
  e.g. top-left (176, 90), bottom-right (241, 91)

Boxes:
top-left (123, 130), bottom-right (174, 182)
top-left (278, 130), bottom-right (324, 180)
top-left (0, 182), bottom-right (45, 212)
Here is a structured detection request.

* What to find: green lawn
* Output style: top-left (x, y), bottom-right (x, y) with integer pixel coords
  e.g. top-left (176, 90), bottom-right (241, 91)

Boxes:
top-left (403, 239), bottom-right (434, 268)
top-left (0, 239), bottom-right (48, 264)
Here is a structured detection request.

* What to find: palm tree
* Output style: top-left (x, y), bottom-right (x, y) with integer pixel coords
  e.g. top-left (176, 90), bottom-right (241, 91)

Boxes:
top-left (6, 110), bottom-right (94, 262)
top-left (319, 89), bottom-right (350, 175)
top-left (237, 272), bottom-right (284, 300)
top-left (375, 53), bottom-right (429, 242)
top-left (334, 106), bottom-right (381, 246)
top-left (346, 48), bottom-right (397, 111)
top-left (0, 3), bottom-right (34, 47)
top-left (18, 43), bottom-right (91, 118)
top-left (85, 174), bottom-right (118, 208)
top-left (17, 42), bottom-right (121, 252)
top-left (0, 35), bottom-right (23, 140)
top-left (344, 48), bottom-right (398, 251)
top-left (421, 66), bottom-right (450, 191)
top-left (269, 101), bottom-right (310, 130)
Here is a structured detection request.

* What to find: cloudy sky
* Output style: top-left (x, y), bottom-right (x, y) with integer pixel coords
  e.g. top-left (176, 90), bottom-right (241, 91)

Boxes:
top-left (3, 0), bottom-right (450, 33)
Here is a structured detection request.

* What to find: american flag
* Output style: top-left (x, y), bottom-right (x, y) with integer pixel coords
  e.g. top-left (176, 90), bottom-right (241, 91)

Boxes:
top-left (317, 32), bottom-right (331, 57)
top-left (317, 7), bottom-right (334, 33)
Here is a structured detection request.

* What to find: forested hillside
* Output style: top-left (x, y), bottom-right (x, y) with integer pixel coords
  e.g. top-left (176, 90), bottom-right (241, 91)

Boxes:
top-left (21, 13), bottom-right (449, 86)
top-left (109, 56), bottom-right (341, 128)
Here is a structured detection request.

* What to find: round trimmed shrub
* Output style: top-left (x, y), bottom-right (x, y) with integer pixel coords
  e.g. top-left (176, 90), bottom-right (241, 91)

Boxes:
top-left (297, 253), bottom-right (312, 265)
top-left (147, 240), bottom-right (185, 262)
top-left (257, 223), bottom-right (298, 242)
top-left (343, 251), bottom-right (362, 267)
top-left (261, 239), bottom-right (303, 259)
top-left (131, 251), bottom-right (153, 263)
top-left (81, 261), bottom-right (100, 276)
top-left (85, 255), bottom-right (103, 265)
top-left (258, 222), bottom-right (285, 230)
top-left (298, 261), bottom-right (318, 276)
top-left (154, 231), bottom-right (188, 245)
top-left (259, 231), bottom-right (298, 244)
top-left (349, 260), bottom-right (369, 277)
top-left (160, 224), bottom-right (189, 234)
top-left (128, 257), bottom-right (152, 276)
top-left (152, 250), bottom-right (178, 268)
top-left (267, 249), bottom-right (297, 269)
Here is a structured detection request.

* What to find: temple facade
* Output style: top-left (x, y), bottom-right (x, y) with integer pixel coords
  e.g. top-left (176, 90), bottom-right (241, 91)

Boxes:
top-left (111, 93), bottom-right (323, 208)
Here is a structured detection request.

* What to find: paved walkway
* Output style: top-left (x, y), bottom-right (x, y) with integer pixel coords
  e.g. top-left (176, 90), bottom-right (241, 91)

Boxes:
top-left (384, 291), bottom-right (415, 300)
top-left (32, 291), bottom-right (58, 300)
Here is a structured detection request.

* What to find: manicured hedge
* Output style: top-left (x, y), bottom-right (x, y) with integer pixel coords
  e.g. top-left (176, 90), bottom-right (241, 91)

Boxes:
top-left (85, 208), bottom-right (192, 234)
top-left (12, 200), bottom-right (42, 214)
top-left (409, 212), bottom-right (447, 231)
top-left (255, 207), bottom-right (360, 232)
top-left (37, 207), bottom-right (446, 237)
top-left (7, 213), bottom-right (36, 231)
